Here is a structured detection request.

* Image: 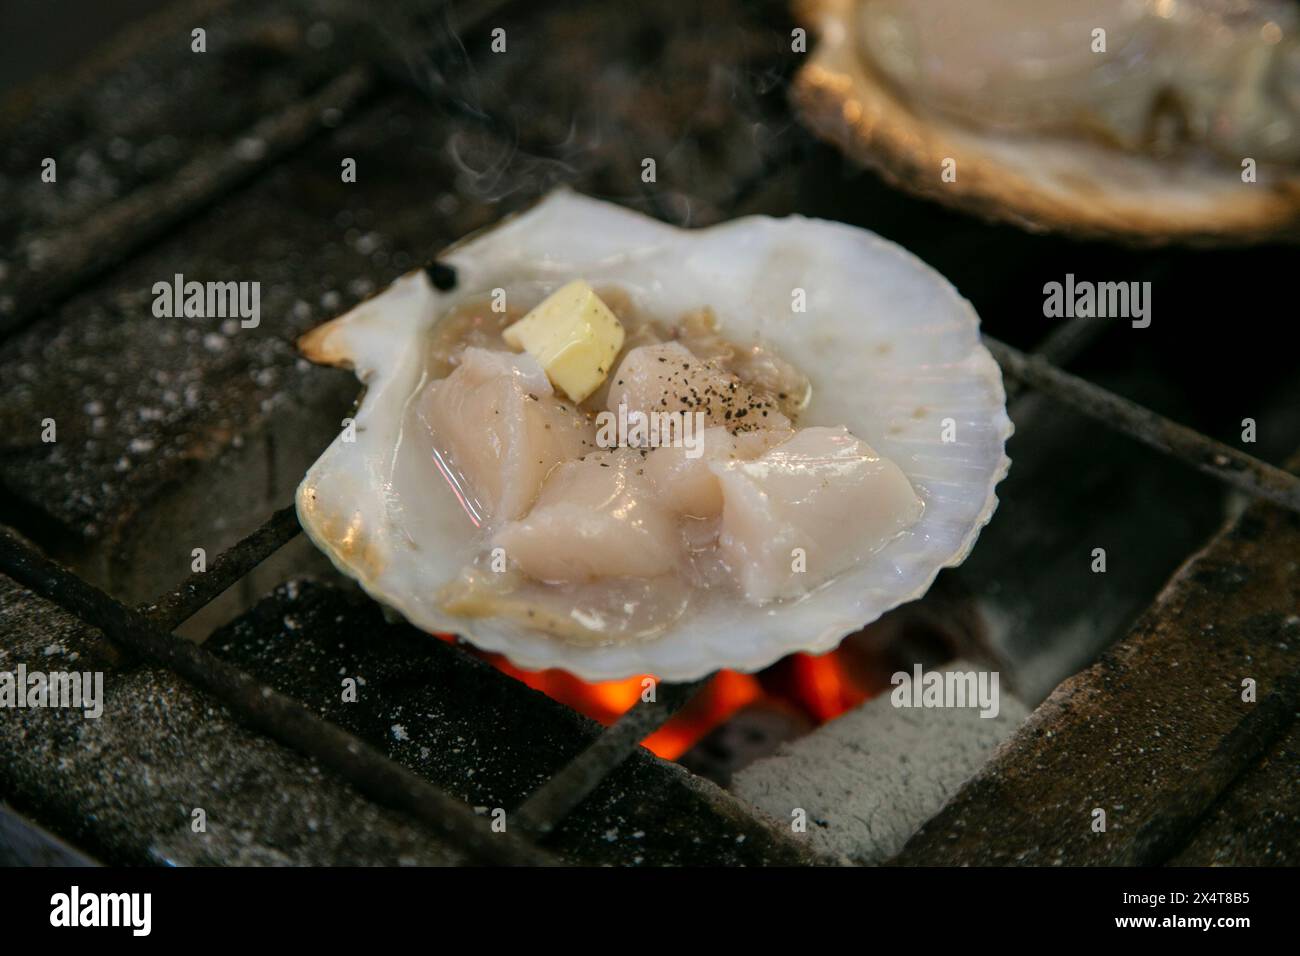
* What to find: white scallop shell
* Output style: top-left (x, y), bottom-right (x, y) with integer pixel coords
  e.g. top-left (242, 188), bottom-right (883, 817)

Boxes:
top-left (794, 0), bottom-right (1300, 244)
top-left (296, 190), bottom-right (1011, 680)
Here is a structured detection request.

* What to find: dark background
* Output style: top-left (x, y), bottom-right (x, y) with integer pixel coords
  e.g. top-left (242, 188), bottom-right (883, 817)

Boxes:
top-left (1, 0), bottom-right (172, 88)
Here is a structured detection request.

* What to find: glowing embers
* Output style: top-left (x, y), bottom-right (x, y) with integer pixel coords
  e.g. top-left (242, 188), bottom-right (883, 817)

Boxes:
top-left (446, 633), bottom-right (889, 761)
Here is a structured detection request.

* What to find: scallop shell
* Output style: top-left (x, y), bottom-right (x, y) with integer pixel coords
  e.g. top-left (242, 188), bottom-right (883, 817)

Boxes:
top-left (794, 0), bottom-right (1300, 245)
top-left (295, 190), bottom-right (1011, 681)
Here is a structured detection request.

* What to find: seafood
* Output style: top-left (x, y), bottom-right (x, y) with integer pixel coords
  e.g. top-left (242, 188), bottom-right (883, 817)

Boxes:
top-left (795, 0), bottom-right (1300, 242)
top-left (296, 191), bottom-right (1011, 680)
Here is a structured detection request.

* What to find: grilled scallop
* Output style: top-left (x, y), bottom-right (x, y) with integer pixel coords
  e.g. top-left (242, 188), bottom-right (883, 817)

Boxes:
top-left (295, 190), bottom-right (1010, 680)
top-left (795, 0), bottom-right (1300, 243)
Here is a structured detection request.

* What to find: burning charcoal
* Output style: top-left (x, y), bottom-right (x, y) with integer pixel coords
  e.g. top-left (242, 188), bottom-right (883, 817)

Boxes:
top-left (679, 701), bottom-right (814, 786)
top-left (732, 659), bottom-right (1028, 864)
top-left (208, 579), bottom-right (823, 866)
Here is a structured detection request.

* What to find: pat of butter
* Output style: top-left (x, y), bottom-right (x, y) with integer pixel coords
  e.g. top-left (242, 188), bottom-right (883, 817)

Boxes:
top-left (502, 279), bottom-right (625, 403)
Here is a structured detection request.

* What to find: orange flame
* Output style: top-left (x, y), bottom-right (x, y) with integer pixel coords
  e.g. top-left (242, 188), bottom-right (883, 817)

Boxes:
top-left (786, 651), bottom-right (871, 723)
top-left (439, 634), bottom-right (873, 759)
top-left (643, 670), bottom-right (763, 759)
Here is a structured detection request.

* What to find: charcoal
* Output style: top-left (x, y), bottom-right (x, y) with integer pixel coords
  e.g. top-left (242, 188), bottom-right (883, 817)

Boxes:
top-left (0, 570), bottom-right (463, 865)
top-left (0, 88), bottom-right (506, 607)
top-left (209, 578), bottom-right (822, 865)
top-left (733, 660), bottom-right (1028, 863)
top-left (0, 0), bottom-right (355, 258)
top-left (893, 463), bottom-right (1300, 866)
top-left (1170, 720), bottom-right (1300, 866)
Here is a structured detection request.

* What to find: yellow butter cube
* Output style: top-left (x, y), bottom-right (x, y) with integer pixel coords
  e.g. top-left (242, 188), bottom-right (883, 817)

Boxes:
top-left (502, 279), bottom-right (625, 403)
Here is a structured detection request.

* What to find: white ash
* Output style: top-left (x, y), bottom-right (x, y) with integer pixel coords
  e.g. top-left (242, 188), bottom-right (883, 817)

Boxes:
top-left (732, 659), bottom-right (1028, 864)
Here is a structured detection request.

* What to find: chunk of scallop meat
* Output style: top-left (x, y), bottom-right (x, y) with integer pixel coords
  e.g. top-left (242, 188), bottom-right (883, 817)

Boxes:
top-left (419, 347), bottom-right (595, 523)
top-left (645, 426), bottom-right (794, 519)
top-left (606, 342), bottom-right (790, 432)
top-left (711, 426), bottom-right (924, 603)
top-left (494, 448), bottom-right (681, 582)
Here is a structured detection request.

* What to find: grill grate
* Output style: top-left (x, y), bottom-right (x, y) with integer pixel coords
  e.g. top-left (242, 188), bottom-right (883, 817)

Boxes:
top-left (2, 0), bottom-right (1297, 866)
top-left (0, 525), bottom-right (555, 865)
top-left (1, 260), bottom-right (1292, 864)
top-left (987, 338), bottom-right (1300, 513)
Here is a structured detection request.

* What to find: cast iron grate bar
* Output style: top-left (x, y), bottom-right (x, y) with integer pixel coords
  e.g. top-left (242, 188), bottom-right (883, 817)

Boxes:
top-left (1005, 317), bottom-right (1107, 402)
top-left (515, 678), bottom-right (711, 837)
top-left (141, 505), bottom-right (302, 630)
top-left (0, 527), bottom-right (557, 867)
top-left (0, 68), bottom-right (377, 340)
top-left (985, 336), bottom-right (1300, 513)
top-left (0, 802), bottom-right (102, 867)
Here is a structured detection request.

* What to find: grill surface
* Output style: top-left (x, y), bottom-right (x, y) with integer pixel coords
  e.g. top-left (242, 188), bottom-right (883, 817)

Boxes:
top-left (1, 0), bottom-right (1298, 866)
